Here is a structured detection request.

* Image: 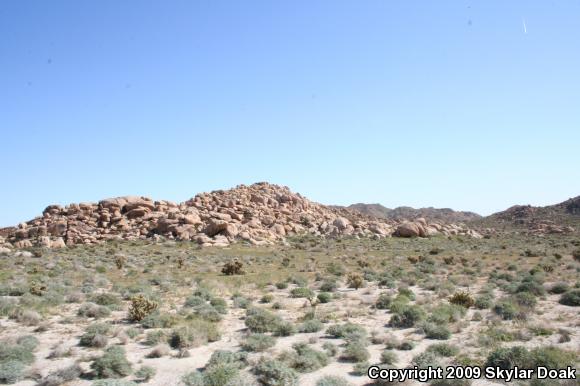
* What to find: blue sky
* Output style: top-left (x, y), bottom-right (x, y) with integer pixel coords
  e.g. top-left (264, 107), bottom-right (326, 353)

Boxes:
top-left (1, 1), bottom-right (579, 226)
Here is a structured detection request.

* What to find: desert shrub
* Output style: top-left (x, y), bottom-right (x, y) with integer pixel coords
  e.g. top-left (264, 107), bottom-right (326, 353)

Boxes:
top-left (185, 296), bottom-right (206, 308)
top-left (559, 289), bottom-right (580, 306)
top-left (572, 249), bottom-right (580, 262)
top-left (222, 260), bottom-right (244, 275)
top-left (420, 322), bottom-right (451, 340)
top-left (429, 304), bottom-right (466, 324)
top-left (16, 335), bottom-right (38, 352)
top-left (549, 282), bottom-right (569, 294)
top-left (79, 323), bottom-right (111, 347)
top-left (399, 341), bottom-right (415, 350)
top-left (319, 279), bottom-right (337, 292)
top-left (232, 294), bottom-right (252, 309)
top-left (77, 302), bottom-right (111, 318)
top-left (92, 380), bottom-right (137, 386)
top-left (92, 293), bottom-right (121, 308)
top-left (289, 275), bottom-right (308, 287)
top-left (273, 321), bottom-right (296, 337)
top-left (145, 330), bottom-right (168, 346)
top-left (322, 342), bottom-right (338, 357)
top-left (91, 346), bottom-right (132, 379)
top-left (484, 346), bottom-right (534, 369)
top-left (141, 311), bottom-right (178, 329)
top-left (412, 351), bottom-right (441, 369)
top-left (427, 343), bottom-right (459, 357)
top-left (147, 344), bottom-right (170, 358)
top-left (0, 360), bottom-right (25, 384)
top-left (341, 340), bottom-right (369, 362)
top-left (326, 262), bottom-right (345, 277)
top-left (181, 372), bottom-right (204, 386)
top-left (242, 333), bottom-right (276, 352)
top-left (288, 343), bottom-right (329, 372)
top-left (351, 361), bottom-right (370, 376)
top-left (388, 296), bottom-right (411, 315)
top-left (276, 282), bottom-right (289, 290)
top-left (299, 319), bottom-right (324, 333)
top-left (380, 350), bottom-right (398, 365)
top-left (326, 323), bottom-right (366, 339)
top-left (290, 287), bottom-right (314, 299)
top-left (261, 294), bottom-right (274, 303)
top-left (515, 279), bottom-right (545, 297)
top-left (128, 295), bottom-right (158, 322)
top-left (474, 294), bottom-right (493, 309)
top-left (245, 307), bottom-right (282, 333)
top-left (191, 303), bottom-right (223, 322)
top-left (206, 350), bottom-right (248, 370)
top-left (253, 359), bottom-right (298, 386)
top-left (209, 297), bottom-right (227, 314)
top-left (346, 273), bottom-right (365, 289)
top-left (315, 375), bottom-right (352, 386)
top-left (317, 292), bottom-right (332, 303)
top-left (202, 363), bottom-right (240, 386)
top-left (389, 305), bottom-right (426, 328)
top-left (398, 286), bottom-right (416, 300)
top-left (449, 291), bottom-right (475, 308)
top-left (375, 293), bottom-right (392, 309)
top-left (169, 319), bottom-right (220, 349)
top-left (38, 364), bottom-right (82, 386)
top-left (514, 292), bottom-right (537, 308)
top-left (493, 300), bottom-right (519, 320)
top-left (134, 365), bottom-right (156, 382)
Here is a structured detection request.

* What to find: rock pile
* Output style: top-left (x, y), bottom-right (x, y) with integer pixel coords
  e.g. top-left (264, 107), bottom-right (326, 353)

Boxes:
top-left (0, 182), bottom-right (478, 249)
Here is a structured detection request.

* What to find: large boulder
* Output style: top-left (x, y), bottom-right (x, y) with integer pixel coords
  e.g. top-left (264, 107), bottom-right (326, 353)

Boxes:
top-left (394, 222), bottom-right (423, 237)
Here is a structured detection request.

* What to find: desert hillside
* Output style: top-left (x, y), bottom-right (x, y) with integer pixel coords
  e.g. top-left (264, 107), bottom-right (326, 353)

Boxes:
top-left (0, 183), bottom-right (477, 250)
top-left (346, 203), bottom-right (481, 223)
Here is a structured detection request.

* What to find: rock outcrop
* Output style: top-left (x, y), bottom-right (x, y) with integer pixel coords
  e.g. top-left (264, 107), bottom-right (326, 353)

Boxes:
top-left (1, 182), bottom-right (477, 249)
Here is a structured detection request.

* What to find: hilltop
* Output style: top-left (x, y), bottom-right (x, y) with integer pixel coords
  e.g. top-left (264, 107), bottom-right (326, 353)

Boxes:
top-left (0, 182), bottom-right (476, 250)
top-left (346, 203), bottom-right (481, 223)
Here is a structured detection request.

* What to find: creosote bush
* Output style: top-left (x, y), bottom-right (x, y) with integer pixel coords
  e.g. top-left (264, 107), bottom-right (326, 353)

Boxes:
top-left (91, 346), bottom-right (132, 379)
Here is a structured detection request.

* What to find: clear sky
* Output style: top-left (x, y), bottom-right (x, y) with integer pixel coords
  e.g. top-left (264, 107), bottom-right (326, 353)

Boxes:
top-left (1, 1), bottom-right (579, 226)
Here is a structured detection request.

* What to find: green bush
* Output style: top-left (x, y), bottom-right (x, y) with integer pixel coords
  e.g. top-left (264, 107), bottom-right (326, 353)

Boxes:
top-left (549, 282), bottom-right (569, 294)
top-left (91, 346), bottom-right (132, 379)
top-left (290, 287), bottom-right (315, 299)
top-left (317, 292), bottom-right (332, 303)
top-left (141, 311), bottom-right (178, 329)
top-left (0, 360), bottom-right (24, 384)
top-left (245, 308), bottom-right (282, 333)
top-left (253, 359), bottom-right (299, 386)
top-left (474, 294), bottom-right (493, 309)
top-left (380, 350), bottom-right (398, 365)
top-left (427, 343), bottom-right (459, 357)
top-left (206, 350), bottom-right (248, 370)
top-left (169, 319), bottom-right (220, 349)
top-left (288, 343), bottom-right (329, 373)
top-left (375, 293), bottom-right (392, 309)
top-left (320, 280), bottom-right (338, 292)
top-left (79, 323), bottom-right (111, 348)
top-left (421, 322), bottom-right (451, 340)
top-left (315, 375), bottom-right (352, 386)
top-left (449, 291), bottom-right (475, 308)
top-left (134, 365), bottom-right (156, 382)
top-left (412, 351), bottom-right (441, 369)
top-left (77, 302), bottom-right (111, 318)
top-left (559, 289), bottom-right (580, 306)
top-left (493, 300), bottom-right (519, 320)
top-left (299, 319), bottom-right (324, 333)
top-left (322, 342), bottom-right (338, 357)
top-left (261, 294), bottom-right (274, 303)
top-left (389, 305), bottom-right (426, 328)
top-left (326, 323), bottom-right (366, 339)
top-left (92, 380), bottom-right (137, 386)
top-left (398, 287), bottom-right (415, 300)
top-left (276, 282), bottom-right (289, 290)
top-left (429, 304), bottom-right (466, 324)
top-left (273, 321), bottom-right (296, 337)
top-left (341, 340), bottom-right (369, 362)
top-left (242, 333), bottom-right (276, 352)
top-left (202, 363), bottom-right (240, 386)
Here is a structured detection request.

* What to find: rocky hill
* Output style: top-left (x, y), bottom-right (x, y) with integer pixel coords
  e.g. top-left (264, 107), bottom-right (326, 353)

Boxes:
top-left (0, 182), bottom-right (479, 250)
top-left (346, 203), bottom-right (481, 223)
top-left (472, 196), bottom-right (580, 235)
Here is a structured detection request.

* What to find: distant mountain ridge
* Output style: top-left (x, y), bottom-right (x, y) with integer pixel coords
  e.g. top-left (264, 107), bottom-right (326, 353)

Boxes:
top-left (345, 203), bottom-right (481, 223)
